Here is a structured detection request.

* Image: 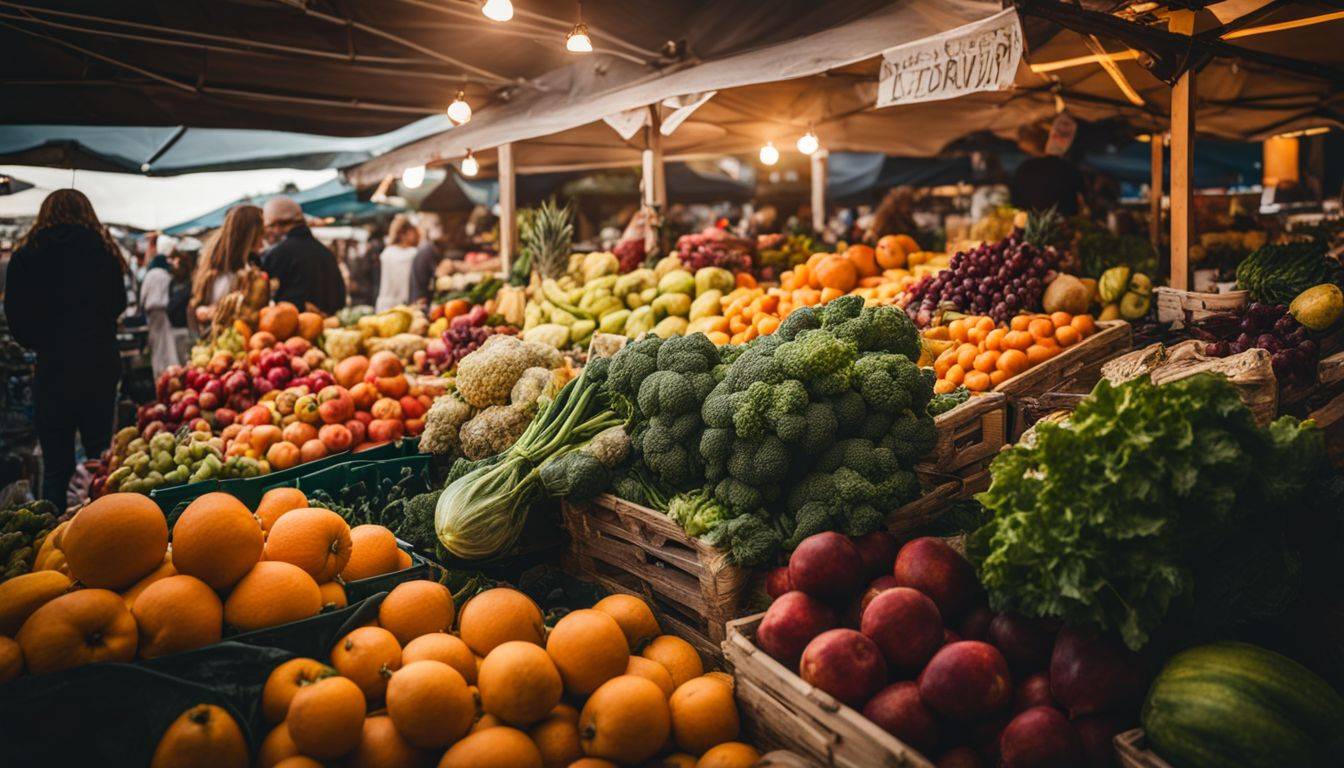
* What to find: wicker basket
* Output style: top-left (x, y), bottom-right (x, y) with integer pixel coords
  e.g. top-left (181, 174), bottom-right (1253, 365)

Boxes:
top-left (1114, 729), bottom-right (1173, 768)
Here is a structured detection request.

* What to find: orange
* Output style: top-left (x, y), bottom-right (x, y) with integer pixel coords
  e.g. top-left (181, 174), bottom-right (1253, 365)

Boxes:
top-left (578, 675), bottom-right (671, 765)
top-left (944, 364), bottom-right (965, 386)
top-left (458, 588), bottom-right (546, 656)
top-left (963, 370), bottom-right (991, 392)
top-left (592, 594), bottom-right (660, 651)
top-left (121, 555), bottom-right (176, 610)
top-left (378, 580), bottom-right (455, 645)
top-left (997, 349), bottom-right (1029, 376)
top-left (990, 370), bottom-right (1010, 386)
top-left (257, 723), bottom-right (300, 768)
top-left (625, 655), bottom-right (675, 698)
top-left (149, 703), bottom-right (248, 768)
top-left (386, 660), bottom-right (474, 748)
top-left (472, 713), bottom-right (505, 733)
top-left (331, 626), bottom-right (403, 702)
top-left (972, 350), bottom-right (999, 373)
top-left (1026, 345), bottom-right (1054, 366)
top-left (0, 570), bottom-right (74, 635)
top-left (975, 317), bottom-right (995, 331)
top-left (1003, 330), bottom-right (1033, 351)
top-left (273, 758), bottom-right (323, 768)
top-left (669, 677), bottom-right (740, 755)
top-left (438, 726), bottom-right (543, 768)
top-left (955, 344), bottom-right (977, 370)
top-left (223, 561), bottom-right (322, 631)
top-left (1055, 325), bottom-right (1081, 347)
top-left (346, 715), bottom-right (430, 768)
top-left (132, 575), bottom-right (223, 658)
top-left (0, 636), bottom-right (23, 683)
top-left (947, 319), bottom-right (967, 342)
top-left (17, 589), bottom-right (137, 674)
top-left (286, 676), bottom-right (366, 759)
top-left (528, 706), bottom-right (583, 768)
top-left (967, 326), bottom-right (987, 345)
top-left (695, 742), bottom-right (762, 767)
top-left (1071, 314), bottom-right (1097, 336)
top-left (545, 609), bottom-right (629, 695)
top-left (569, 760), bottom-right (619, 768)
top-left (478, 641), bottom-right (563, 725)
top-left (933, 378), bottom-right (958, 395)
top-left (641, 635), bottom-right (704, 690)
top-left (263, 507), bottom-right (352, 583)
top-left (319, 581), bottom-right (347, 609)
top-left (1009, 314), bottom-right (1032, 331)
top-left (172, 492), bottom-right (264, 590)
top-left (262, 657), bottom-right (337, 724)
top-left (340, 524), bottom-right (401, 582)
top-left (1049, 311), bottom-right (1073, 328)
top-left (396, 548), bottom-right (413, 570)
top-left (61, 492), bottom-right (168, 589)
top-left (1028, 317), bottom-right (1055, 340)
top-left (984, 328), bottom-right (1007, 351)
top-left (402, 632), bottom-right (477, 684)
top-left (254, 487), bottom-right (309, 533)
top-left (653, 755), bottom-right (697, 768)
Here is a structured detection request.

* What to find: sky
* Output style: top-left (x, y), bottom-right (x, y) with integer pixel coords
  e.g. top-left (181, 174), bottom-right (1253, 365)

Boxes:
top-left (0, 165), bottom-right (338, 231)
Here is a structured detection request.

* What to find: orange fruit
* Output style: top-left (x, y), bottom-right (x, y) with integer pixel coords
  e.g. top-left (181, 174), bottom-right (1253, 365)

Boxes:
top-left (386, 660), bottom-right (474, 748)
top-left (1003, 329), bottom-right (1033, 351)
top-left (1027, 317), bottom-right (1055, 339)
top-left (346, 715), bottom-right (430, 768)
top-left (990, 370), bottom-right (1010, 386)
top-left (695, 742), bottom-right (762, 767)
top-left (545, 609), bottom-right (630, 696)
top-left (438, 726), bottom-right (543, 768)
top-left (1009, 314), bottom-right (1031, 331)
top-left (528, 706), bottom-right (583, 768)
top-left (262, 657), bottom-right (337, 724)
top-left (172, 492), bottom-right (264, 590)
top-left (997, 349), bottom-right (1029, 376)
top-left (286, 676), bottom-right (366, 759)
top-left (984, 328), bottom-right (1007, 351)
top-left (378, 580), bottom-right (455, 645)
top-left (975, 316), bottom-right (995, 331)
top-left (132, 575), bottom-right (223, 659)
top-left (642, 636), bottom-right (704, 689)
top-left (579, 675), bottom-right (671, 765)
top-left (947, 319), bottom-right (966, 342)
top-left (0, 570), bottom-right (74, 635)
top-left (395, 548), bottom-right (413, 570)
top-left (223, 561), bottom-right (322, 632)
top-left (944, 364), bottom-right (965, 386)
top-left (149, 703), bottom-right (248, 768)
top-left (569, 760), bottom-right (619, 768)
top-left (972, 350), bottom-right (999, 373)
top-left (1055, 325), bottom-right (1080, 347)
top-left (340, 524), bottom-right (401, 582)
top-left (1026, 345), bottom-right (1053, 366)
top-left (331, 626), bottom-right (403, 702)
top-left (669, 676), bottom-right (740, 755)
top-left (402, 632), bottom-right (477, 684)
top-left (263, 507), bottom-right (352, 583)
top-left (0, 636), bottom-right (23, 683)
top-left (625, 655), bottom-right (675, 698)
top-left (932, 378), bottom-right (958, 395)
top-left (254, 488), bottom-right (309, 533)
top-left (17, 589), bottom-right (137, 674)
top-left (61, 492), bottom-right (168, 589)
top-left (319, 581), bottom-right (347, 609)
top-left (967, 326), bottom-right (987, 345)
top-left (458, 588), bottom-right (545, 656)
top-left (121, 555), bottom-right (176, 611)
top-left (955, 344), bottom-right (977, 371)
top-left (963, 370), bottom-right (991, 392)
top-left (592, 594), bottom-right (660, 651)
top-left (273, 758), bottom-right (323, 768)
top-left (478, 640), bottom-right (563, 725)
top-left (653, 755), bottom-right (697, 768)
top-left (472, 713), bottom-right (505, 733)
top-left (257, 723), bottom-right (300, 768)
top-left (1049, 311), bottom-right (1073, 328)
top-left (1071, 314), bottom-right (1096, 336)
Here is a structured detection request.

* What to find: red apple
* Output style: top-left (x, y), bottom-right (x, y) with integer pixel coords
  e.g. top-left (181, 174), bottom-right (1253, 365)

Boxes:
top-left (1013, 672), bottom-right (1055, 713)
top-left (852, 530), bottom-right (899, 579)
top-left (999, 707), bottom-right (1082, 768)
top-left (319, 423), bottom-right (354, 453)
top-left (959, 602), bottom-right (993, 642)
top-left (937, 746), bottom-right (984, 768)
top-left (789, 531), bottom-right (864, 603)
top-left (1049, 627), bottom-right (1147, 718)
top-left (918, 641), bottom-right (1012, 721)
top-left (1072, 713), bottom-right (1132, 768)
top-left (861, 681), bottom-right (938, 754)
top-left (757, 591), bottom-right (836, 669)
top-left (317, 385), bottom-right (355, 423)
top-left (799, 628), bottom-right (886, 709)
top-left (990, 613), bottom-right (1058, 671)
top-left (764, 566), bottom-right (793, 599)
top-left (861, 587), bottom-right (943, 671)
top-left (893, 537), bottom-right (980, 622)
top-left (860, 575), bottom-right (899, 614)
top-left (345, 419), bottom-right (367, 446)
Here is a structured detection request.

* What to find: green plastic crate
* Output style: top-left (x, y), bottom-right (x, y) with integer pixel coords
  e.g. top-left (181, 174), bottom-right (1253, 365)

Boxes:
top-left (295, 454), bottom-right (431, 500)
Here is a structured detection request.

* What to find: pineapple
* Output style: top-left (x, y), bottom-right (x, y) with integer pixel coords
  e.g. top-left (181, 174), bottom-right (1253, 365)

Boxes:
top-left (1023, 205), bottom-right (1063, 248)
top-left (522, 198), bottom-right (574, 279)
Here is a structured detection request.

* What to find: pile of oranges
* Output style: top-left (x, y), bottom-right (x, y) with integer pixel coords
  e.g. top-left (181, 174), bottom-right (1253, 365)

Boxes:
top-left (927, 312), bottom-right (1099, 393)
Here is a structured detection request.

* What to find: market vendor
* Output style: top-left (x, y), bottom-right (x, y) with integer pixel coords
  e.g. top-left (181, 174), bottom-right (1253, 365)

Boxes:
top-left (1010, 123), bottom-right (1086, 216)
top-left (261, 196), bottom-right (347, 314)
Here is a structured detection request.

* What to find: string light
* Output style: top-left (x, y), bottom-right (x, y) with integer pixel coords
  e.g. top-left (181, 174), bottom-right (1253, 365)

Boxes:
top-left (481, 0), bottom-right (513, 22)
top-left (796, 130), bottom-right (819, 156)
top-left (401, 165), bottom-right (426, 189)
top-left (461, 150), bottom-right (479, 177)
top-left (447, 90), bottom-right (472, 124)
top-left (759, 141), bottom-right (779, 166)
top-left (566, 1), bottom-right (592, 52)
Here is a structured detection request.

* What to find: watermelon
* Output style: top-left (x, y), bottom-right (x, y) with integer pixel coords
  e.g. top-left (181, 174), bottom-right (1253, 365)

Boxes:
top-left (1141, 642), bottom-right (1344, 768)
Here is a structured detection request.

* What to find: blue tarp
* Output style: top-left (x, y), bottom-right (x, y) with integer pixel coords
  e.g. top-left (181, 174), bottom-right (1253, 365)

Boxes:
top-left (163, 178), bottom-right (400, 234)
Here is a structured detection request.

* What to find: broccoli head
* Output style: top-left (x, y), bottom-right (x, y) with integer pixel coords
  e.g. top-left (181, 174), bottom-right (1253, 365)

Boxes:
top-left (886, 411), bottom-right (938, 461)
top-left (775, 330), bottom-right (857, 382)
top-left (819, 294), bottom-right (865, 327)
top-left (539, 450), bottom-right (612, 500)
top-left (637, 370), bottom-right (697, 416)
top-left (396, 490), bottom-right (443, 553)
top-left (703, 513), bottom-right (782, 567)
top-left (639, 424), bottom-right (702, 490)
top-left (852, 353), bottom-right (921, 413)
top-left (712, 477), bottom-right (767, 516)
top-left (828, 305), bottom-right (920, 359)
top-left (656, 333), bottom-right (719, 374)
top-left (726, 434), bottom-right (789, 487)
top-left (606, 335), bottom-right (662, 416)
top-left (775, 305), bottom-right (820, 341)
top-left (667, 488), bottom-right (729, 537)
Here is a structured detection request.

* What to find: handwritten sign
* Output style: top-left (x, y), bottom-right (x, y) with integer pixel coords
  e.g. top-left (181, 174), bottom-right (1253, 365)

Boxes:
top-left (877, 8), bottom-right (1023, 108)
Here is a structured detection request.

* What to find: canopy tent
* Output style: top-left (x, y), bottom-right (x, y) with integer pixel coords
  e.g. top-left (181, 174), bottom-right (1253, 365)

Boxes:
top-left (162, 177), bottom-right (401, 235)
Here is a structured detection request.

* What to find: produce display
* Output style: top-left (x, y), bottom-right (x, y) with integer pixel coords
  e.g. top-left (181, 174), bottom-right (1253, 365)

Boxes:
top-left (0, 500), bottom-right (58, 581)
top-left (926, 311), bottom-right (1100, 393)
top-left (1235, 241), bottom-right (1340, 305)
top-left (754, 232), bottom-right (814, 280)
top-left (674, 226), bottom-right (755, 273)
top-left (904, 223), bottom-right (1060, 327)
top-left (1192, 301), bottom-right (1324, 386)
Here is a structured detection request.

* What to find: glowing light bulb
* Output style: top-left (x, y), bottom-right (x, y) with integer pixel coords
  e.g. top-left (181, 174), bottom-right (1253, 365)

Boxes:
top-left (759, 141), bottom-right (779, 166)
top-left (401, 165), bottom-right (426, 189)
top-left (566, 22), bottom-right (593, 52)
top-left (461, 150), bottom-right (479, 177)
top-left (796, 131), bottom-right (819, 155)
top-left (481, 0), bottom-right (513, 22)
top-left (447, 91), bottom-right (472, 124)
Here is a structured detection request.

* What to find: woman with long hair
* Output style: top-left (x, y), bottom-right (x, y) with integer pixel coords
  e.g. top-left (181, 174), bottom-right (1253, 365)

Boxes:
top-left (374, 214), bottom-right (421, 311)
top-left (190, 204), bottom-right (263, 333)
top-left (4, 189), bottom-right (127, 509)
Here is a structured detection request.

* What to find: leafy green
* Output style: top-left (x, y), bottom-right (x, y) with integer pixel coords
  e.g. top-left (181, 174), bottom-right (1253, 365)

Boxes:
top-left (968, 373), bottom-right (1325, 650)
top-left (927, 386), bottom-right (970, 417)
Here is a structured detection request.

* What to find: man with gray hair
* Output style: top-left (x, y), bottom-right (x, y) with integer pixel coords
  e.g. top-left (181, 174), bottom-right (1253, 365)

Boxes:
top-left (261, 196), bottom-right (346, 313)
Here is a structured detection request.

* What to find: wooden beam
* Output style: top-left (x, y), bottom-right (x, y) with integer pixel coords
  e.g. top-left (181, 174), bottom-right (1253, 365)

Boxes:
top-left (811, 150), bottom-right (828, 235)
top-left (641, 105), bottom-right (666, 209)
top-left (1150, 133), bottom-right (1163, 254)
top-left (497, 143), bottom-right (516, 275)
top-left (1169, 11), bottom-right (1195, 292)
top-left (1221, 9), bottom-right (1344, 40)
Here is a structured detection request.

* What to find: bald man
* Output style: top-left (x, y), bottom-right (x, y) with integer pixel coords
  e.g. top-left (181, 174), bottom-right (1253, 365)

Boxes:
top-left (260, 197), bottom-right (346, 313)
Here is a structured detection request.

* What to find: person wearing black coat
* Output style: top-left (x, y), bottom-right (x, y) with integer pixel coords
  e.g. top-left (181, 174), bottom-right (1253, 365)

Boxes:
top-left (4, 189), bottom-right (127, 509)
top-left (260, 197), bottom-right (346, 314)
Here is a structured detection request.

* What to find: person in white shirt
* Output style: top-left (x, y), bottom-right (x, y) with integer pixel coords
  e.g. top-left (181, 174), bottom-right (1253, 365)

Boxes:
top-left (190, 205), bottom-right (264, 335)
top-left (375, 214), bottom-right (421, 311)
top-left (139, 233), bottom-right (179, 377)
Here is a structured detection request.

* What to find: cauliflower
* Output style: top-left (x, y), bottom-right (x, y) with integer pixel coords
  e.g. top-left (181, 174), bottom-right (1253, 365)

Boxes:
top-left (322, 327), bottom-right (367, 361)
top-left (364, 332), bottom-right (428, 360)
top-left (511, 367), bottom-right (555, 408)
top-left (419, 393), bottom-right (475, 456)
top-left (456, 335), bottom-right (561, 408)
top-left (459, 404), bottom-right (533, 460)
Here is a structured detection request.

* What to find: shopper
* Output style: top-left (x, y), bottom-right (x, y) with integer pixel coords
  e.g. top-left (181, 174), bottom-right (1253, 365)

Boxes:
top-left (4, 189), bottom-right (127, 509)
top-left (261, 197), bottom-right (346, 313)
top-left (1010, 123), bottom-right (1086, 216)
top-left (374, 214), bottom-right (421, 311)
top-left (409, 215), bottom-right (445, 305)
top-left (139, 233), bottom-right (181, 377)
top-left (190, 204), bottom-right (264, 333)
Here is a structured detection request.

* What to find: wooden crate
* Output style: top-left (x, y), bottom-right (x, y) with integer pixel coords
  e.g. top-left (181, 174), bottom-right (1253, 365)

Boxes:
top-left (725, 613), bottom-right (935, 768)
top-left (917, 392), bottom-right (1006, 481)
top-left (1153, 286), bottom-right (1247, 327)
top-left (1114, 729), bottom-right (1172, 768)
top-left (996, 320), bottom-right (1133, 437)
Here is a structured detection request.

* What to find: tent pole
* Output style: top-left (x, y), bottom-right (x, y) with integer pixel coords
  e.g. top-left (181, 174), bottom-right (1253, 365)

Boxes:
top-left (1150, 133), bottom-right (1163, 254)
top-left (642, 105), bottom-right (666, 209)
top-left (811, 150), bottom-right (828, 236)
top-left (498, 143), bottom-right (516, 276)
top-left (1168, 10), bottom-right (1195, 292)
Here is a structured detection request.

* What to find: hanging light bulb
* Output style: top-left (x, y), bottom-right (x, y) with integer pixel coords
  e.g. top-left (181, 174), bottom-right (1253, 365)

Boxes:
top-left (796, 130), bottom-right (819, 156)
top-left (481, 0), bottom-right (513, 22)
top-left (460, 150), bottom-right (479, 178)
top-left (446, 90), bottom-right (472, 125)
top-left (759, 141), bottom-right (780, 166)
top-left (566, 1), bottom-right (592, 52)
top-left (402, 165), bottom-right (426, 189)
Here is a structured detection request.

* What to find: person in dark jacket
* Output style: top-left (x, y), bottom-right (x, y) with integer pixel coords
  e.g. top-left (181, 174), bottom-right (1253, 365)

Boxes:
top-left (4, 189), bottom-right (127, 509)
top-left (260, 197), bottom-right (346, 314)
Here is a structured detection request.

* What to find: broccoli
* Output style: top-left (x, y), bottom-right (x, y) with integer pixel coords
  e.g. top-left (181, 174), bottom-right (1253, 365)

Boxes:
top-left (775, 330), bottom-right (857, 381)
top-left (667, 488), bottom-right (729, 537)
top-left (852, 353), bottom-right (922, 413)
top-left (703, 513), bottom-right (782, 567)
top-left (397, 490), bottom-right (442, 554)
top-left (606, 335), bottom-right (662, 418)
top-left (775, 305), bottom-right (820, 341)
top-left (927, 385), bottom-right (971, 416)
top-left (886, 411), bottom-right (938, 461)
top-left (637, 370), bottom-right (697, 416)
top-left (656, 333), bottom-right (719, 374)
top-left (539, 450), bottom-right (612, 500)
top-left (819, 294), bottom-right (865, 327)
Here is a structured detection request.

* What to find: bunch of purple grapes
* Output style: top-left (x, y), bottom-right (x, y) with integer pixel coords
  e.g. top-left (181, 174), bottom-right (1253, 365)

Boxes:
top-left (1194, 302), bottom-right (1318, 384)
top-left (442, 324), bottom-right (517, 369)
top-left (905, 232), bottom-right (1057, 327)
top-left (675, 230), bottom-right (754, 272)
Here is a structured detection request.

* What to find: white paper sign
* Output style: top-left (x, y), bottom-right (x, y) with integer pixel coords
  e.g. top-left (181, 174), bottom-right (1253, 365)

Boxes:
top-left (877, 8), bottom-right (1023, 108)
top-left (603, 107), bottom-right (648, 141)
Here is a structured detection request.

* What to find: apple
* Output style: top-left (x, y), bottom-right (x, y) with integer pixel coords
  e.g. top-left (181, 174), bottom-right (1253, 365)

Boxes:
top-left (199, 391), bottom-right (219, 410)
top-left (317, 386), bottom-right (355, 423)
top-left (309, 370), bottom-right (335, 389)
top-left (344, 419), bottom-right (367, 445)
top-left (959, 602), bottom-right (993, 642)
top-left (1049, 627), bottom-right (1147, 718)
top-left (294, 394), bottom-right (321, 424)
top-left (788, 531), bottom-right (863, 603)
top-left (1013, 672), bottom-right (1055, 713)
top-left (764, 566), bottom-right (793, 599)
top-left (862, 681), bottom-right (939, 755)
top-left (319, 423), bottom-right (354, 453)
top-left (756, 591), bottom-right (836, 669)
top-left (998, 707), bottom-right (1082, 768)
top-left (936, 746), bottom-right (983, 768)
top-left (404, 417), bottom-right (425, 436)
top-left (860, 574), bottom-right (899, 614)
top-left (399, 395), bottom-right (427, 420)
top-left (213, 408), bottom-right (237, 428)
top-left (989, 613), bottom-right (1058, 671)
top-left (852, 531), bottom-right (899, 579)
top-left (289, 356), bottom-right (311, 377)
top-left (861, 587), bottom-right (943, 672)
top-left (799, 628), bottom-right (886, 709)
top-left (893, 537), bottom-right (980, 622)
top-left (918, 641), bottom-right (1012, 721)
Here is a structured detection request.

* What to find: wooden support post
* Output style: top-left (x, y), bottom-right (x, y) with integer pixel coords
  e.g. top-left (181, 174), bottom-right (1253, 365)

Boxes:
top-left (1168, 10), bottom-right (1195, 291)
top-left (497, 142), bottom-right (516, 275)
top-left (811, 150), bottom-right (828, 235)
top-left (642, 105), bottom-right (666, 209)
top-left (1150, 133), bottom-right (1163, 253)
